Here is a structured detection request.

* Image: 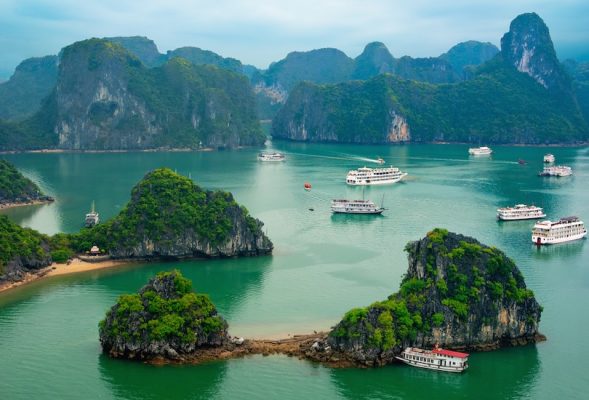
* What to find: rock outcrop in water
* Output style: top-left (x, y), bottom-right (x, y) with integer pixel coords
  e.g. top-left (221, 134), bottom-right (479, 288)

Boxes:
top-left (0, 159), bottom-right (54, 207)
top-left (99, 270), bottom-right (229, 360)
top-left (320, 229), bottom-right (543, 367)
top-left (71, 168), bottom-right (273, 259)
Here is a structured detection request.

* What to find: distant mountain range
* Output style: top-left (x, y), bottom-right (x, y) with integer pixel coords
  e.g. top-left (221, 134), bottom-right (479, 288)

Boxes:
top-left (0, 12), bottom-right (587, 149)
top-left (272, 13), bottom-right (588, 144)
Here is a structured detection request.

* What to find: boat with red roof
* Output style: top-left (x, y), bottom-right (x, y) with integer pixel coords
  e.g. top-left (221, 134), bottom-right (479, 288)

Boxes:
top-left (395, 345), bottom-right (469, 372)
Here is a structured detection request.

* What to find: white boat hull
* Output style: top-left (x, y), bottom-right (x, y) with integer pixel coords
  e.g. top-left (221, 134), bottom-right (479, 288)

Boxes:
top-left (346, 174), bottom-right (406, 186)
top-left (258, 158), bottom-right (285, 162)
top-left (532, 231), bottom-right (587, 245)
top-left (394, 356), bottom-right (468, 373)
top-left (498, 214), bottom-right (546, 221)
top-left (331, 209), bottom-right (384, 215)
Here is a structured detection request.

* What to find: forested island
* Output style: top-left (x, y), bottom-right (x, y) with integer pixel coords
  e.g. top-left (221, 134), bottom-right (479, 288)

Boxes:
top-left (0, 168), bottom-right (272, 287)
top-left (99, 229), bottom-right (543, 367)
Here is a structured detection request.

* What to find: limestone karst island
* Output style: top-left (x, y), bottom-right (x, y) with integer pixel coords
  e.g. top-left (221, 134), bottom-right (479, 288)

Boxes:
top-left (1, 4), bottom-right (588, 400)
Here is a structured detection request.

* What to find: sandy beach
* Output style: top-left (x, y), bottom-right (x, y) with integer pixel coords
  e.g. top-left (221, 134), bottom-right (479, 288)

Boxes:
top-left (0, 257), bottom-right (131, 293)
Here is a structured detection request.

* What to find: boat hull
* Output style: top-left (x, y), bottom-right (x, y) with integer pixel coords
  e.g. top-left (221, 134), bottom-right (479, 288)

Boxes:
top-left (532, 231), bottom-right (587, 245)
top-left (346, 174), bottom-right (406, 186)
top-left (331, 209), bottom-right (384, 215)
top-left (394, 356), bottom-right (468, 373)
top-left (497, 214), bottom-right (546, 221)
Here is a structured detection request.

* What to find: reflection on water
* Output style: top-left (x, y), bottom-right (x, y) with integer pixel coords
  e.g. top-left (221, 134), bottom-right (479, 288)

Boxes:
top-left (530, 240), bottom-right (586, 260)
top-left (99, 354), bottom-right (226, 400)
top-left (330, 346), bottom-right (541, 400)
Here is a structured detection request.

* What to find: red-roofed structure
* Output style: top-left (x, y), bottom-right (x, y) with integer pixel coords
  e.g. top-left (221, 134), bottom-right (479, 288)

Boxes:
top-left (432, 348), bottom-right (469, 359)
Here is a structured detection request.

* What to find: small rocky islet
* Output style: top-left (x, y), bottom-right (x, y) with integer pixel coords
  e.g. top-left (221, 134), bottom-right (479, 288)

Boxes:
top-left (100, 229), bottom-right (544, 367)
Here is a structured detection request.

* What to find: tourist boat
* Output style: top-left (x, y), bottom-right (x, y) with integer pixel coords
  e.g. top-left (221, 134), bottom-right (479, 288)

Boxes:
top-left (376, 157), bottom-right (385, 164)
top-left (543, 154), bottom-right (555, 163)
top-left (258, 152), bottom-right (286, 162)
top-left (497, 204), bottom-right (546, 221)
top-left (85, 201), bottom-right (99, 227)
top-left (331, 199), bottom-right (384, 214)
top-left (538, 165), bottom-right (572, 177)
top-left (346, 166), bottom-right (407, 186)
top-left (395, 346), bottom-right (469, 373)
top-left (468, 146), bottom-right (492, 156)
top-left (532, 216), bottom-right (587, 245)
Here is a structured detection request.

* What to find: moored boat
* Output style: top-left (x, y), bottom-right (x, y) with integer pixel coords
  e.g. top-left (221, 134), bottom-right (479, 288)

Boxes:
top-left (258, 152), bottom-right (286, 162)
top-left (395, 346), bottom-right (469, 373)
top-left (538, 165), bottom-right (572, 177)
top-left (346, 166), bottom-right (407, 186)
top-left (543, 154), bottom-right (555, 163)
top-left (532, 216), bottom-right (587, 245)
top-left (497, 204), bottom-right (546, 221)
top-left (331, 199), bottom-right (384, 214)
top-left (468, 146), bottom-right (492, 156)
top-left (85, 201), bottom-right (99, 227)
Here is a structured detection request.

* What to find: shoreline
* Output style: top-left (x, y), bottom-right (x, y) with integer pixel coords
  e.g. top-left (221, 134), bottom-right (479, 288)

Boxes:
top-left (0, 198), bottom-right (54, 210)
top-left (1, 141), bottom-right (588, 155)
top-left (0, 257), bottom-right (132, 293)
top-left (141, 332), bottom-right (547, 368)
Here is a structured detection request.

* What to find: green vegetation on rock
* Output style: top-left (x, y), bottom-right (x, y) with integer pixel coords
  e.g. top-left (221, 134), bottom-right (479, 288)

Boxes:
top-left (0, 55), bottom-right (58, 121)
top-left (69, 168), bottom-right (272, 258)
top-left (0, 39), bottom-right (263, 151)
top-left (0, 215), bottom-right (51, 275)
top-left (327, 229), bottom-right (542, 365)
top-left (0, 159), bottom-right (53, 205)
top-left (99, 270), bottom-right (228, 359)
top-left (0, 167), bottom-right (271, 283)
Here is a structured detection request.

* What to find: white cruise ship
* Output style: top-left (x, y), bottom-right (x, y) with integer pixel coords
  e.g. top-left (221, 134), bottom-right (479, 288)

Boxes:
top-left (538, 165), bottom-right (572, 177)
top-left (85, 201), bottom-right (99, 227)
top-left (331, 199), bottom-right (384, 214)
top-left (346, 166), bottom-right (407, 186)
top-left (543, 153), bottom-right (555, 163)
top-left (258, 152), bottom-right (285, 162)
top-left (395, 347), bottom-right (469, 373)
top-left (497, 204), bottom-right (546, 221)
top-left (532, 216), bottom-right (587, 245)
top-left (468, 146), bottom-right (492, 155)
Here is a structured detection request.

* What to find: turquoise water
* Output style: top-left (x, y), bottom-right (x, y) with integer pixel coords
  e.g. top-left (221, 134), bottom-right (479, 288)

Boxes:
top-left (0, 143), bottom-right (588, 399)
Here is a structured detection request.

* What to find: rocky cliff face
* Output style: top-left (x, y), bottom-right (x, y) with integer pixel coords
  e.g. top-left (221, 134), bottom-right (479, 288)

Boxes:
top-left (501, 13), bottom-right (569, 91)
top-left (48, 39), bottom-right (263, 150)
top-left (99, 270), bottom-right (229, 360)
top-left (272, 78), bottom-right (411, 144)
top-left (73, 168), bottom-right (273, 259)
top-left (326, 229), bottom-right (542, 366)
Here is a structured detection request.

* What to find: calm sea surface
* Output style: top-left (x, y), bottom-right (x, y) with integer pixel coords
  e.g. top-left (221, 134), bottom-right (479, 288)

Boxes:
top-left (1, 143), bottom-right (588, 399)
